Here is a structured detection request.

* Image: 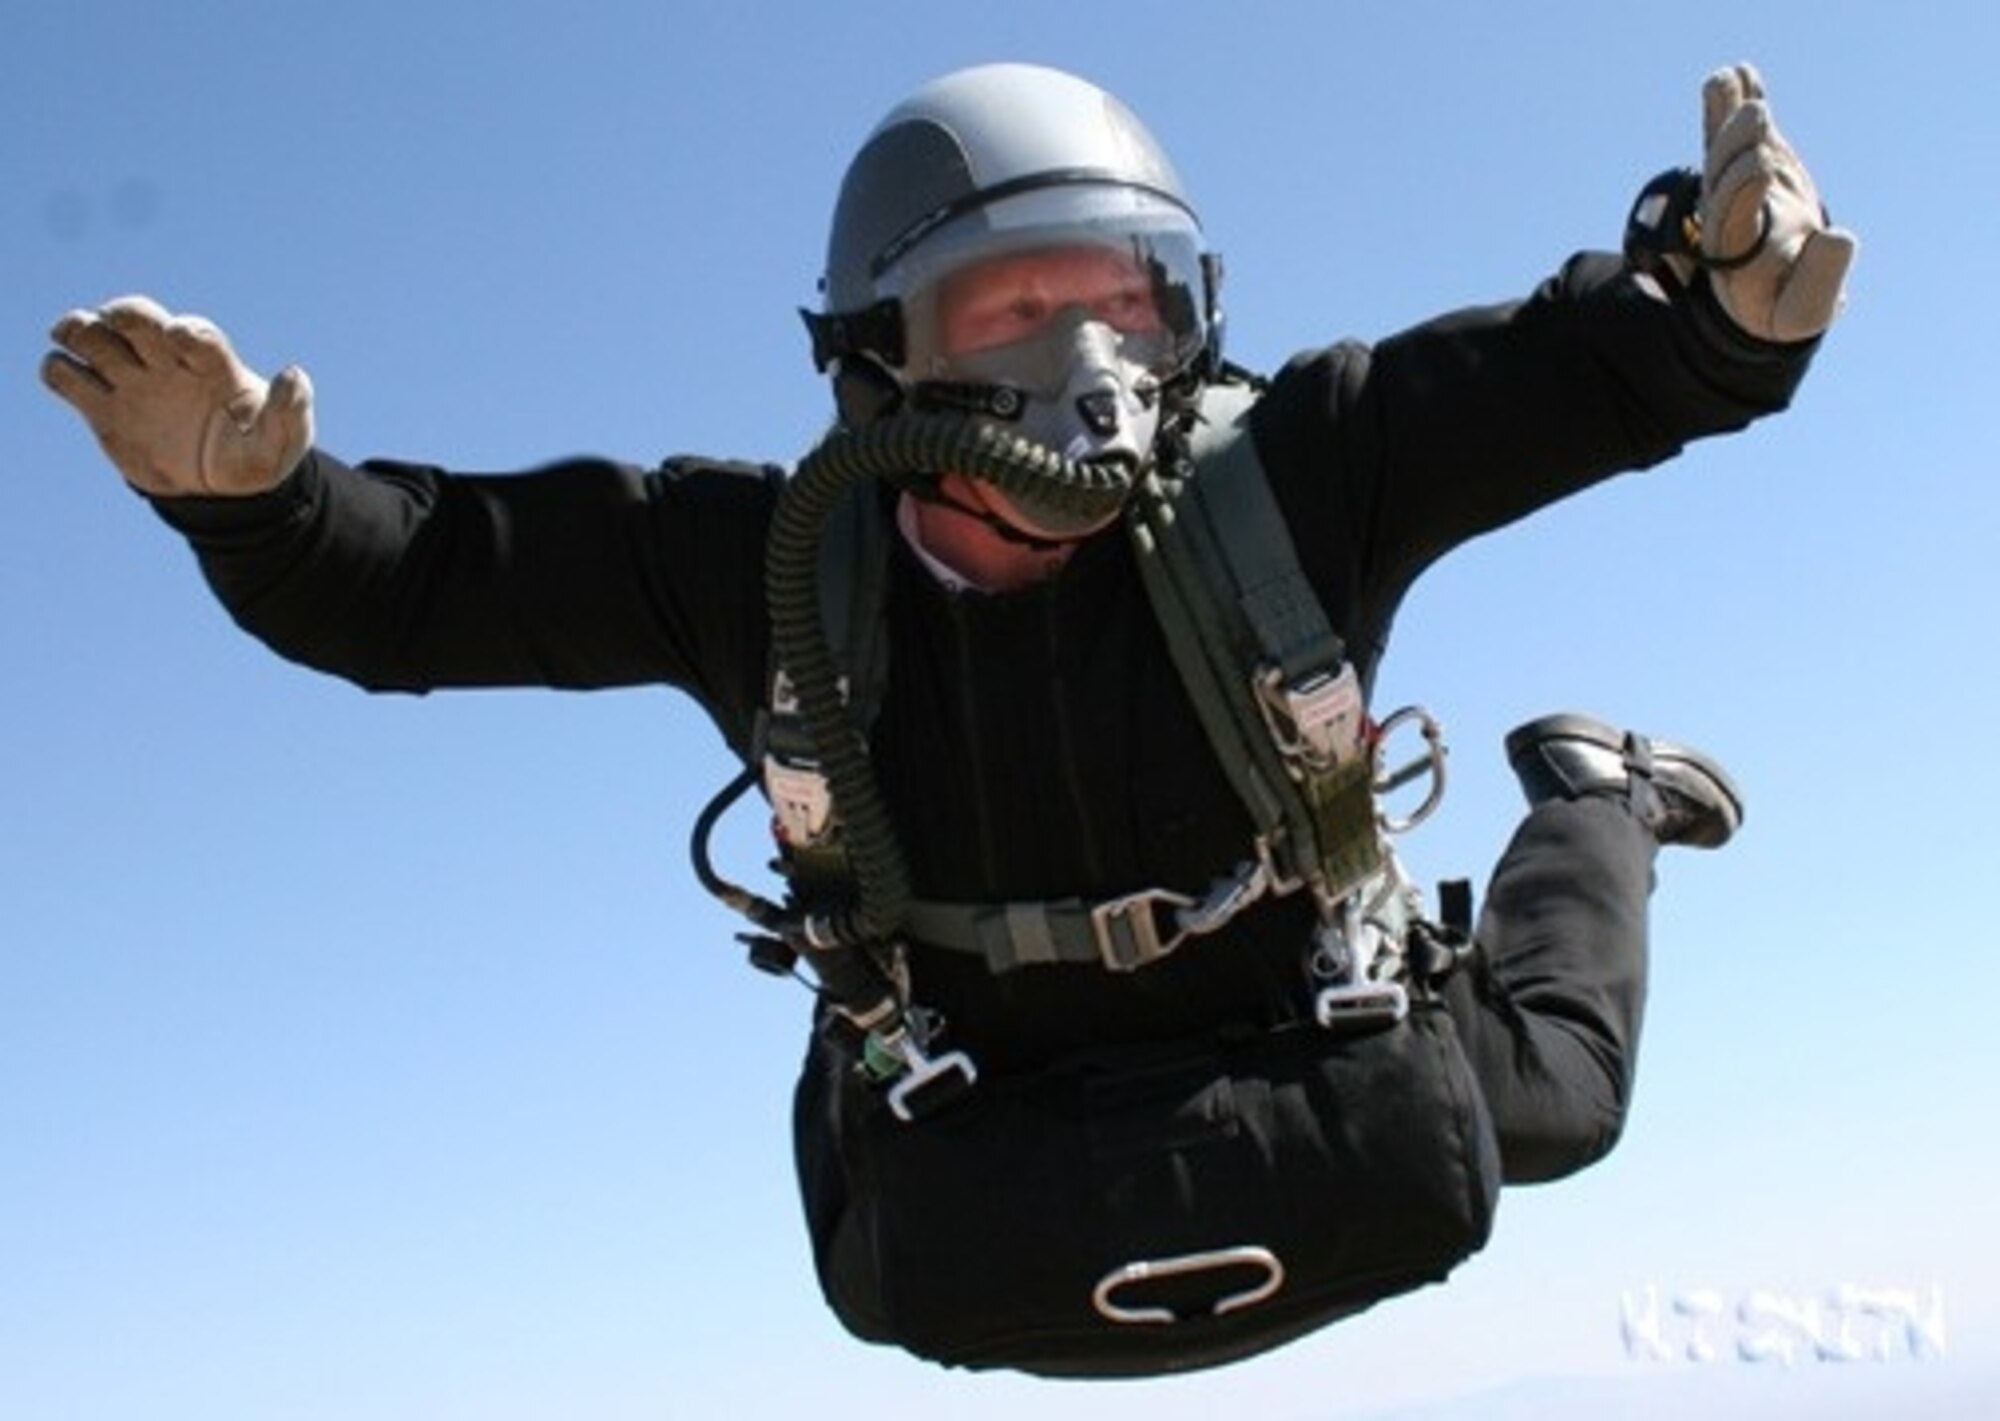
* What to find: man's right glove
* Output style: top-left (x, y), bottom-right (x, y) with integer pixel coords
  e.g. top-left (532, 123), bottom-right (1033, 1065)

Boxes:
top-left (1694, 63), bottom-right (1857, 343)
top-left (42, 294), bottom-right (314, 498)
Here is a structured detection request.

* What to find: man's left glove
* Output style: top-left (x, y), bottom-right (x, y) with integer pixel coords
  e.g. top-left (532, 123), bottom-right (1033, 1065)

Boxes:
top-left (1695, 63), bottom-right (1857, 343)
top-left (43, 294), bottom-right (314, 498)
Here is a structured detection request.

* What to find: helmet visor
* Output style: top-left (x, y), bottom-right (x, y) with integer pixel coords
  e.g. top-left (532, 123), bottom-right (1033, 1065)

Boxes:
top-left (880, 183), bottom-right (1209, 381)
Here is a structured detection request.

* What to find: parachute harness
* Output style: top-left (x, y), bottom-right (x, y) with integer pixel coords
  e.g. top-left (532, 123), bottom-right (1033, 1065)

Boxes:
top-left (690, 395), bottom-right (1466, 1121)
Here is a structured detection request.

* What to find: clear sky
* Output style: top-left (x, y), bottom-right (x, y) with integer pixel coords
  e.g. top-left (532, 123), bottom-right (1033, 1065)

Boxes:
top-left (5, 3), bottom-right (1996, 1418)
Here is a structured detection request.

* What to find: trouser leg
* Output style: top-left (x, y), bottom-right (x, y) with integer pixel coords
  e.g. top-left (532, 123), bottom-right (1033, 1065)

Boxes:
top-left (1443, 793), bottom-right (1657, 1184)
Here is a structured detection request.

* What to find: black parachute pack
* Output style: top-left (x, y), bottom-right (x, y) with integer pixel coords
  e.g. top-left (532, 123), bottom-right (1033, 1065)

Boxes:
top-left (705, 376), bottom-right (1500, 1376)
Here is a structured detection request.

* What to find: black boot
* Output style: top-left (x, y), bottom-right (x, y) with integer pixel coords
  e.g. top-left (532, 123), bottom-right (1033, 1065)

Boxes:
top-left (1504, 712), bottom-right (1743, 849)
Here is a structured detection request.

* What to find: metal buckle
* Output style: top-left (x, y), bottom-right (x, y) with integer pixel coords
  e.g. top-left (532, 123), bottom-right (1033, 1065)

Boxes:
top-left (1092, 1245), bottom-right (1287, 1325)
top-left (1254, 663), bottom-right (1364, 773)
top-left (1178, 860), bottom-right (1270, 935)
top-left (1088, 888), bottom-right (1194, 972)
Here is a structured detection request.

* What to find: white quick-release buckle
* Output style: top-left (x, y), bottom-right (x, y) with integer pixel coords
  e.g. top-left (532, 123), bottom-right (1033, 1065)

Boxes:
top-left (1088, 861), bottom-right (1270, 972)
top-left (1310, 867), bottom-right (1415, 1034)
top-left (865, 1020), bottom-right (980, 1123)
top-left (885, 1041), bottom-right (979, 1123)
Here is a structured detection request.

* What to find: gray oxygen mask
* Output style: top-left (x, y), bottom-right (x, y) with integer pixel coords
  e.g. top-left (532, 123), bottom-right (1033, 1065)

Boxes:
top-left (929, 307), bottom-right (1168, 535)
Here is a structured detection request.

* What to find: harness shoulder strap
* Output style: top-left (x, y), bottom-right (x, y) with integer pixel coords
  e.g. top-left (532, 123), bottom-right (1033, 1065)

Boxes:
top-left (1129, 380), bottom-right (1383, 905)
top-left (818, 483), bottom-right (894, 726)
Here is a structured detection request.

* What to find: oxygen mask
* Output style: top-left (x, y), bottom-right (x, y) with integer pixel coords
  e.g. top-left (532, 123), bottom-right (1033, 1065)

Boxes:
top-left (919, 307), bottom-right (1167, 537)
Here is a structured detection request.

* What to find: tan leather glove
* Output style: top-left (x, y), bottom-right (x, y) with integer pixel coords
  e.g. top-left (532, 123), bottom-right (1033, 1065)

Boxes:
top-left (42, 295), bottom-right (314, 497)
top-left (1697, 63), bottom-right (1857, 342)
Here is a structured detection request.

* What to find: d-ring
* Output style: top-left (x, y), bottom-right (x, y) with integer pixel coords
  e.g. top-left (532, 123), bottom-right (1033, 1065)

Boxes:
top-left (1373, 705), bottom-right (1447, 834)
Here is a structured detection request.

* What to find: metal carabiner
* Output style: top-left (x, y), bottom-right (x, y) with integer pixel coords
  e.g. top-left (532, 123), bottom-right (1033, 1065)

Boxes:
top-left (1092, 1245), bottom-right (1286, 1325)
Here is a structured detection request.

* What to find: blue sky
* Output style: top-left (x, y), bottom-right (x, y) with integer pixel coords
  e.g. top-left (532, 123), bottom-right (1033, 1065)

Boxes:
top-left (5, 3), bottom-right (1996, 1417)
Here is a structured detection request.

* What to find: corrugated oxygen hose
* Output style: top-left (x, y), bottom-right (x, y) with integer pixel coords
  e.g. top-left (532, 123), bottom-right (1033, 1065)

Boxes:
top-left (766, 414), bottom-right (1133, 953)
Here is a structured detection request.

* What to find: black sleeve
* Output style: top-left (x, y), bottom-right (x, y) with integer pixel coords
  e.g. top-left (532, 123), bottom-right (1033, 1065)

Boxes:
top-left (1250, 254), bottom-right (1820, 673)
top-left (151, 448), bottom-right (780, 747)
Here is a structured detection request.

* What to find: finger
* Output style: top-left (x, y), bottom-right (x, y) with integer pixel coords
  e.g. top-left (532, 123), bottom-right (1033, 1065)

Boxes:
top-left (1708, 169), bottom-right (1776, 263)
top-left (99, 294), bottom-right (178, 369)
top-left (99, 292), bottom-right (173, 323)
top-left (48, 308), bottom-right (146, 379)
top-left (166, 315), bottom-right (247, 384)
top-left (258, 365), bottom-right (317, 476)
top-left (40, 348), bottom-right (114, 414)
top-left (1771, 228), bottom-right (1857, 344)
top-left (1702, 66), bottom-right (1747, 151)
top-left (1701, 63), bottom-right (1765, 150)
top-left (1705, 99), bottom-right (1773, 194)
top-left (1704, 104), bottom-right (1782, 261)
top-left (219, 364), bottom-right (315, 493)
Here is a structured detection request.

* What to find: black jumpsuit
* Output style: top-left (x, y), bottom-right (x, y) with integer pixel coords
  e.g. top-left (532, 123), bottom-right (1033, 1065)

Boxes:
top-left (157, 257), bottom-right (1811, 1203)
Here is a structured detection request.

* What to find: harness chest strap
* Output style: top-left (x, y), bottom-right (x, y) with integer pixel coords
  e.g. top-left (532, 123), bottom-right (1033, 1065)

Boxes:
top-left (902, 856), bottom-right (1274, 974)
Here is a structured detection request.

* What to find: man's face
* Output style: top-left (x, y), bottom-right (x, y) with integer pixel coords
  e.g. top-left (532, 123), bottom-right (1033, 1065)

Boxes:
top-left (934, 244), bottom-right (1164, 361)
top-left (925, 245), bottom-right (1167, 542)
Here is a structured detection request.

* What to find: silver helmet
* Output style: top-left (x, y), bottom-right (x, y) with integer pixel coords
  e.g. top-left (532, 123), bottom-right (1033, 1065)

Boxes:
top-left (805, 63), bottom-right (1221, 455)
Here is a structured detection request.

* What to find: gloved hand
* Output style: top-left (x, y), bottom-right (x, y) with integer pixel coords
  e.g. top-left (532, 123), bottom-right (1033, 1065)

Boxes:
top-left (1696, 63), bottom-right (1857, 342)
top-left (42, 295), bottom-right (314, 497)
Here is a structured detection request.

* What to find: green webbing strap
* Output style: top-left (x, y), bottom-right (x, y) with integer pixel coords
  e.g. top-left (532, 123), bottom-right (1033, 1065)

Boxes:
top-left (1182, 385), bottom-right (1346, 683)
top-left (1128, 497), bottom-right (1301, 866)
top-left (902, 898), bottom-right (1120, 972)
top-left (1129, 383), bottom-right (1333, 890)
top-left (817, 484), bottom-right (893, 727)
top-left (1133, 382), bottom-right (1384, 903)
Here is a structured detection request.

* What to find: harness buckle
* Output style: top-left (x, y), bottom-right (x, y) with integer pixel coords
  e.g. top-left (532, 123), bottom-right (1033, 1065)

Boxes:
top-left (869, 1024), bottom-right (980, 1123)
top-left (886, 1047), bottom-right (979, 1122)
top-left (1314, 979), bottom-right (1410, 1033)
top-left (1088, 862), bottom-right (1272, 972)
top-left (1254, 663), bottom-right (1365, 774)
top-left (1089, 888), bottom-right (1196, 972)
top-left (1307, 875), bottom-right (1415, 1035)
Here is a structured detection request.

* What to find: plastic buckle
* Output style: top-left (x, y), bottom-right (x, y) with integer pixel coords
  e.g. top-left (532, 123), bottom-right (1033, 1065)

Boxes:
top-left (874, 1030), bottom-right (979, 1123)
top-left (1089, 888), bottom-right (1194, 972)
top-left (1309, 886), bottom-right (1413, 1034)
top-left (1313, 978), bottom-right (1409, 1033)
